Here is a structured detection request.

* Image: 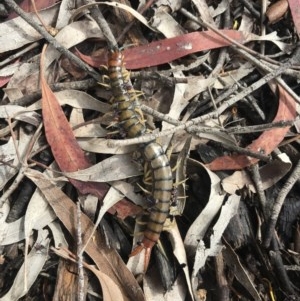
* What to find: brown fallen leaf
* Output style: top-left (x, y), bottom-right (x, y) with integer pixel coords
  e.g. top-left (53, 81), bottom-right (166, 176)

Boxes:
top-left (26, 169), bottom-right (145, 301)
top-left (7, 0), bottom-right (58, 20)
top-left (206, 85), bottom-right (296, 170)
top-left (52, 247), bottom-right (125, 301)
top-left (266, 0), bottom-right (289, 24)
top-left (288, 0), bottom-right (300, 37)
top-left (40, 44), bottom-right (108, 200)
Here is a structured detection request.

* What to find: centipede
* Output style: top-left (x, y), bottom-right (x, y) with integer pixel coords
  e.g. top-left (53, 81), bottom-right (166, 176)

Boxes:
top-left (107, 48), bottom-right (173, 268)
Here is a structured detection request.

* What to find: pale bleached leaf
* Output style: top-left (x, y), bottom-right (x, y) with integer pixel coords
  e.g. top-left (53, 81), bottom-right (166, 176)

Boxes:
top-left (0, 203), bottom-right (25, 245)
top-left (0, 5), bottom-right (59, 53)
top-left (6, 60), bottom-right (40, 94)
top-left (152, 9), bottom-right (186, 36)
top-left (244, 31), bottom-right (293, 52)
top-left (192, 194), bottom-right (240, 277)
top-left (0, 131), bottom-right (32, 190)
top-left (0, 61), bottom-right (22, 77)
top-left (111, 181), bottom-right (145, 206)
top-left (28, 90), bottom-right (110, 113)
top-left (144, 270), bottom-right (187, 301)
top-left (0, 217), bottom-right (25, 245)
top-left (56, 0), bottom-right (74, 29)
top-left (69, 107), bottom-right (84, 128)
top-left (183, 77), bottom-right (215, 103)
top-left (44, 20), bottom-right (105, 71)
top-left (0, 104), bottom-right (40, 126)
top-left (184, 162), bottom-right (226, 256)
top-left (65, 154), bottom-right (142, 182)
top-left (78, 137), bottom-right (136, 154)
top-left (48, 221), bottom-right (68, 248)
top-left (165, 221), bottom-right (194, 301)
top-left (70, 2), bottom-right (156, 32)
top-left (74, 123), bottom-right (108, 138)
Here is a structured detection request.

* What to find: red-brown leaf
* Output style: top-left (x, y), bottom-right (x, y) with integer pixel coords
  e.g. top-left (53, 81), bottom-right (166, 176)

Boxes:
top-left (78, 30), bottom-right (247, 69)
top-left (0, 76), bottom-right (11, 88)
top-left (206, 85), bottom-right (296, 170)
top-left (40, 45), bottom-right (108, 199)
top-left (288, 0), bottom-right (300, 37)
top-left (7, 0), bottom-right (58, 20)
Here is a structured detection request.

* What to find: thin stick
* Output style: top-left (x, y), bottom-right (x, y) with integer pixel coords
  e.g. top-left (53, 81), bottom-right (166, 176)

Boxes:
top-left (263, 160), bottom-right (300, 248)
top-left (249, 164), bottom-right (267, 216)
top-left (84, 0), bottom-right (117, 47)
top-left (76, 201), bottom-right (84, 301)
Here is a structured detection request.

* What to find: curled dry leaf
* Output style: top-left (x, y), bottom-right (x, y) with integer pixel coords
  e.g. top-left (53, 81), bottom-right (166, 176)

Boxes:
top-left (184, 160), bottom-right (226, 256)
top-left (29, 90), bottom-right (110, 113)
top-left (222, 153), bottom-right (292, 194)
top-left (165, 221), bottom-right (194, 300)
top-left (266, 0), bottom-right (289, 24)
top-left (192, 194), bottom-right (241, 278)
top-left (206, 85), bottom-right (296, 170)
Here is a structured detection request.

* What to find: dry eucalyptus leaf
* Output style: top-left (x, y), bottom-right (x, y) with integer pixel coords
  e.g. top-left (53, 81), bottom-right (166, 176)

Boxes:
top-left (165, 221), bottom-right (194, 300)
top-left (222, 153), bottom-right (292, 194)
top-left (0, 4), bottom-right (59, 53)
top-left (78, 138), bottom-right (137, 154)
top-left (29, 89), bottom-right (110, 113)
top-left (184, 161), bottom-right (226, 256)
top-left (192, 194), bottom-right (240, 276)
top-left (65, 154), bottom-right (142, 182)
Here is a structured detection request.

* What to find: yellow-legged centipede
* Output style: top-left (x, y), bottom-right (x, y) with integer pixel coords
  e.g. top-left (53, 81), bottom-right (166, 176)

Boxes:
top-left (107, 48), bottom-right (173, 267)
top-left (107, 49), bottom-right (146, 138)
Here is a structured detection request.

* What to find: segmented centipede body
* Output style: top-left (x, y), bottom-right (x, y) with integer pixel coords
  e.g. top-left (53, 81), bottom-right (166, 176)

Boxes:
top-left (107, 49), bottom-right (173, 263)
top-left (107, 49), bottom-right (146, 138)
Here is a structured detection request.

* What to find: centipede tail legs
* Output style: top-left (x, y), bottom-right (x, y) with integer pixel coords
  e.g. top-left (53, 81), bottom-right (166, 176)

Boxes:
top-left (108, 48), bottom-right (173, 270)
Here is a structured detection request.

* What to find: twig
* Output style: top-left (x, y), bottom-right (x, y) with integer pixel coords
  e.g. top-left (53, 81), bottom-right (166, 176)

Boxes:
top-left (260, 0), bottom-right (267, 54)
top-left (76, 201), bottom-right (84, 301)
top-left (248, 163), bottom-right (267, 216)
top-left (3, 0), bottom-right (101, 81)
top-left (117, 0), bottom-right (157, 43)
top-left (239, 0), bottom-right (260, 20)
top-left (84, 0), bottom-right (117, 47)
top-left (13, 78), bottom-right (97, 106)
top-left (225, 120), bottom-right (294, 134)
top-left (0, 42), bottom-right (40, 68)
top-left (263, 159), bottom-right (300, 248)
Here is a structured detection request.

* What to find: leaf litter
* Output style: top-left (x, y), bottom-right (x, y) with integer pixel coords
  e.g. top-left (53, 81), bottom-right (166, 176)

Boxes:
top-left (0, 0), bottom-right (300, 300)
